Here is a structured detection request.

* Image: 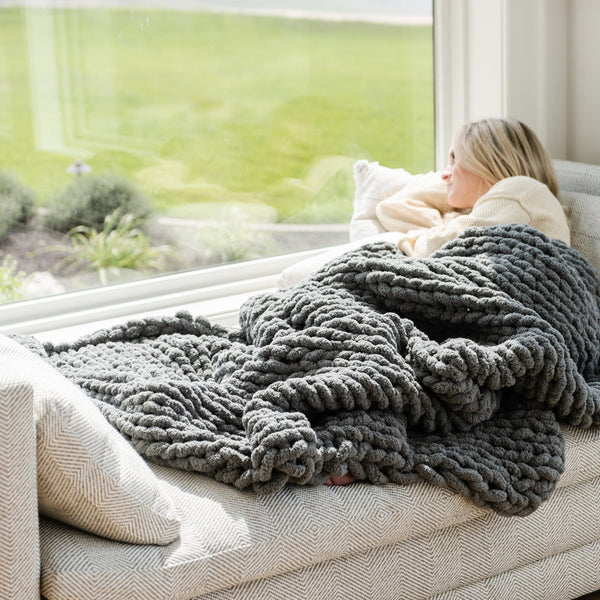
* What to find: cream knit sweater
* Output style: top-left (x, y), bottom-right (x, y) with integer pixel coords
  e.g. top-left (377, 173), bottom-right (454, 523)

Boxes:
top-left (279, 172), bottom-right (571, 289)
top-left (374, 175), bottom-right (571, 258)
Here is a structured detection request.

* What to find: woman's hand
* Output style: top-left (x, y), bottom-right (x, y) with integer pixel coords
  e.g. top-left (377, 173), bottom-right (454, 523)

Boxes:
top-left (324, 473), bottom-right (355, 486)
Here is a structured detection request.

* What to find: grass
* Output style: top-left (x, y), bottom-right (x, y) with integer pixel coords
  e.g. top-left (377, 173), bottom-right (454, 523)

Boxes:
top-left (0, 7), bottom-right (434, 224)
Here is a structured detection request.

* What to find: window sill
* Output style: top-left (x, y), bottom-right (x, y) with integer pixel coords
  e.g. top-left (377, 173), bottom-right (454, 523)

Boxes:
top-left (32, 290), bottom-right (255, 343)
top-left (0, 246), bottom-right (336, 341)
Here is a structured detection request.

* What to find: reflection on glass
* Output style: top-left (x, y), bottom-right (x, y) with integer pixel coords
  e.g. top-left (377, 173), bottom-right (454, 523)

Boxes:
top-left (0, 0), bottom-right (433, 301)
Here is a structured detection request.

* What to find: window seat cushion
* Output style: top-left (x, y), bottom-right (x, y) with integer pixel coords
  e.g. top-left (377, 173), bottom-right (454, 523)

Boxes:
top-left (39, 424), bottom-right (600, 600)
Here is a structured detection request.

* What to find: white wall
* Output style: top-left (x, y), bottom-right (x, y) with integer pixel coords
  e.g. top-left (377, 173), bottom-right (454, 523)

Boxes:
top-left (567, 0), bottom-right (600, 164)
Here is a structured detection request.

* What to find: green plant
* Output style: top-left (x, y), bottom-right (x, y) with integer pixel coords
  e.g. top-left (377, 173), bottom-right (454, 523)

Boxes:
top-left (55, 210), bottom-right (170, 285)
top-left (0, 255), bottom-right (26, 303)
top-left (44, 174), bottom-right (154, 234)
top-left (0, 171), bottom-right (36, 239)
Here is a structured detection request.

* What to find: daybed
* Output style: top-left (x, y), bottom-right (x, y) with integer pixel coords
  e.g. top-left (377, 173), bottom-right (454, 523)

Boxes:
top-left (1, 159), bottom-right (600, 600)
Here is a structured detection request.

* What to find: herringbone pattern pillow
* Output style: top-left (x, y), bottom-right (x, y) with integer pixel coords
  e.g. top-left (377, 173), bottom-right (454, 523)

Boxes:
top-left (0, 334), bottom-right (181, 545)
top-left (559, 190), bottom-right (600, 274)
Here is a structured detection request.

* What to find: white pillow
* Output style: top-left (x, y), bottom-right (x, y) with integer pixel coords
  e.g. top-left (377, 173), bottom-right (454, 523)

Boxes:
top-left (352, 160), bottom-right (414, 217)
top-left (0, 334), bottom-right (181, 545)
top-left (559, 190), bottom-right (600, 274)
top-left (349, 160), bottom-right (414, 240)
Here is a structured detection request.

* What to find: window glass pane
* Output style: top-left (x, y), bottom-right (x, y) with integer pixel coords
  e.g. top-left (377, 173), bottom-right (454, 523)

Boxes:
top-left (0, 0), bottom-right (433, 302)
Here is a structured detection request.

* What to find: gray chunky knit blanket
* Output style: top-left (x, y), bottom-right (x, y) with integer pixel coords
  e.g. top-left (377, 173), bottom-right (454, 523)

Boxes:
top-left (30, 225), bottom-right (600, 516)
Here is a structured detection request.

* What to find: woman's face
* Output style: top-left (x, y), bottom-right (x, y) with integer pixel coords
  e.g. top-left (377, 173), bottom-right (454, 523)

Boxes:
top-left (442, 148), bottom-right (490, 209)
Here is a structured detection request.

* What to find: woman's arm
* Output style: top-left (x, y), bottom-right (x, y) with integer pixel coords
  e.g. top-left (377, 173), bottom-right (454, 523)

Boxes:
top-left (401, 197), bottom-right (531, 258)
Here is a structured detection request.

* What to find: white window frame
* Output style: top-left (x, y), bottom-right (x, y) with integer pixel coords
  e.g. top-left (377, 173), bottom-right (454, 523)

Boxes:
top-left (1, 0), bottom-right (569, 338)
top-left (434, 0), bottom-right (567, 168)
top-left (0, 248), bottom-right (333, 338)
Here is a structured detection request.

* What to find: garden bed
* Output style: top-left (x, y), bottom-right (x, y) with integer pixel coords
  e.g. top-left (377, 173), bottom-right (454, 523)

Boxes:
top-left (0, 223), bottom-right (69, 275)
top-left (0, 216), bottom-right (349, 303)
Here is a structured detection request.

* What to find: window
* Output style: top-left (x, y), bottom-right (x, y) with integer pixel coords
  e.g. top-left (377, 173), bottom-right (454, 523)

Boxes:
top-left (0, 1), bottom-right (433, 315)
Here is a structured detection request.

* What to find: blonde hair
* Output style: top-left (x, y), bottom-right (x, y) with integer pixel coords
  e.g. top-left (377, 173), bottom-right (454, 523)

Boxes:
top-left (452, 118), bottom-right (559, 196)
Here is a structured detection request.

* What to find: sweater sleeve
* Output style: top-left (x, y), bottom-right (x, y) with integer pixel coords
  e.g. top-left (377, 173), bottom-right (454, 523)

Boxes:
top-left (374, 171), bottom-right (452, 234)
top-left (400, 197), bottom-right (531, 257)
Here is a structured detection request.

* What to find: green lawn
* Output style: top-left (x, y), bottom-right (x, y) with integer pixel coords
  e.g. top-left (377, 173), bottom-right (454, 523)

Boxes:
top-left (0, 7), bottom-right (433, 224)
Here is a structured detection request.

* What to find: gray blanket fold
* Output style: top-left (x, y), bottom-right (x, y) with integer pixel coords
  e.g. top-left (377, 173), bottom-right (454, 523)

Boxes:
top-left (29, 225), bottom-right (600, 516)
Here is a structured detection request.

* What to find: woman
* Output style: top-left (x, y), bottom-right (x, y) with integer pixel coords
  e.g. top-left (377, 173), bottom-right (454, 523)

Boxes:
top-left (327, 118), bottom-right (571, 486)
top-left (369, 117), bottom-right (571, 258)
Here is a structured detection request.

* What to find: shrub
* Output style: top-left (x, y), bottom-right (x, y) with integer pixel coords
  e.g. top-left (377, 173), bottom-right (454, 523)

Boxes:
top-left (0, 171), bottom-right (36, 239)
top-left (44, 173), bottom-right (153, 233)
top-left (0, 255), bottom-right (26, 303)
